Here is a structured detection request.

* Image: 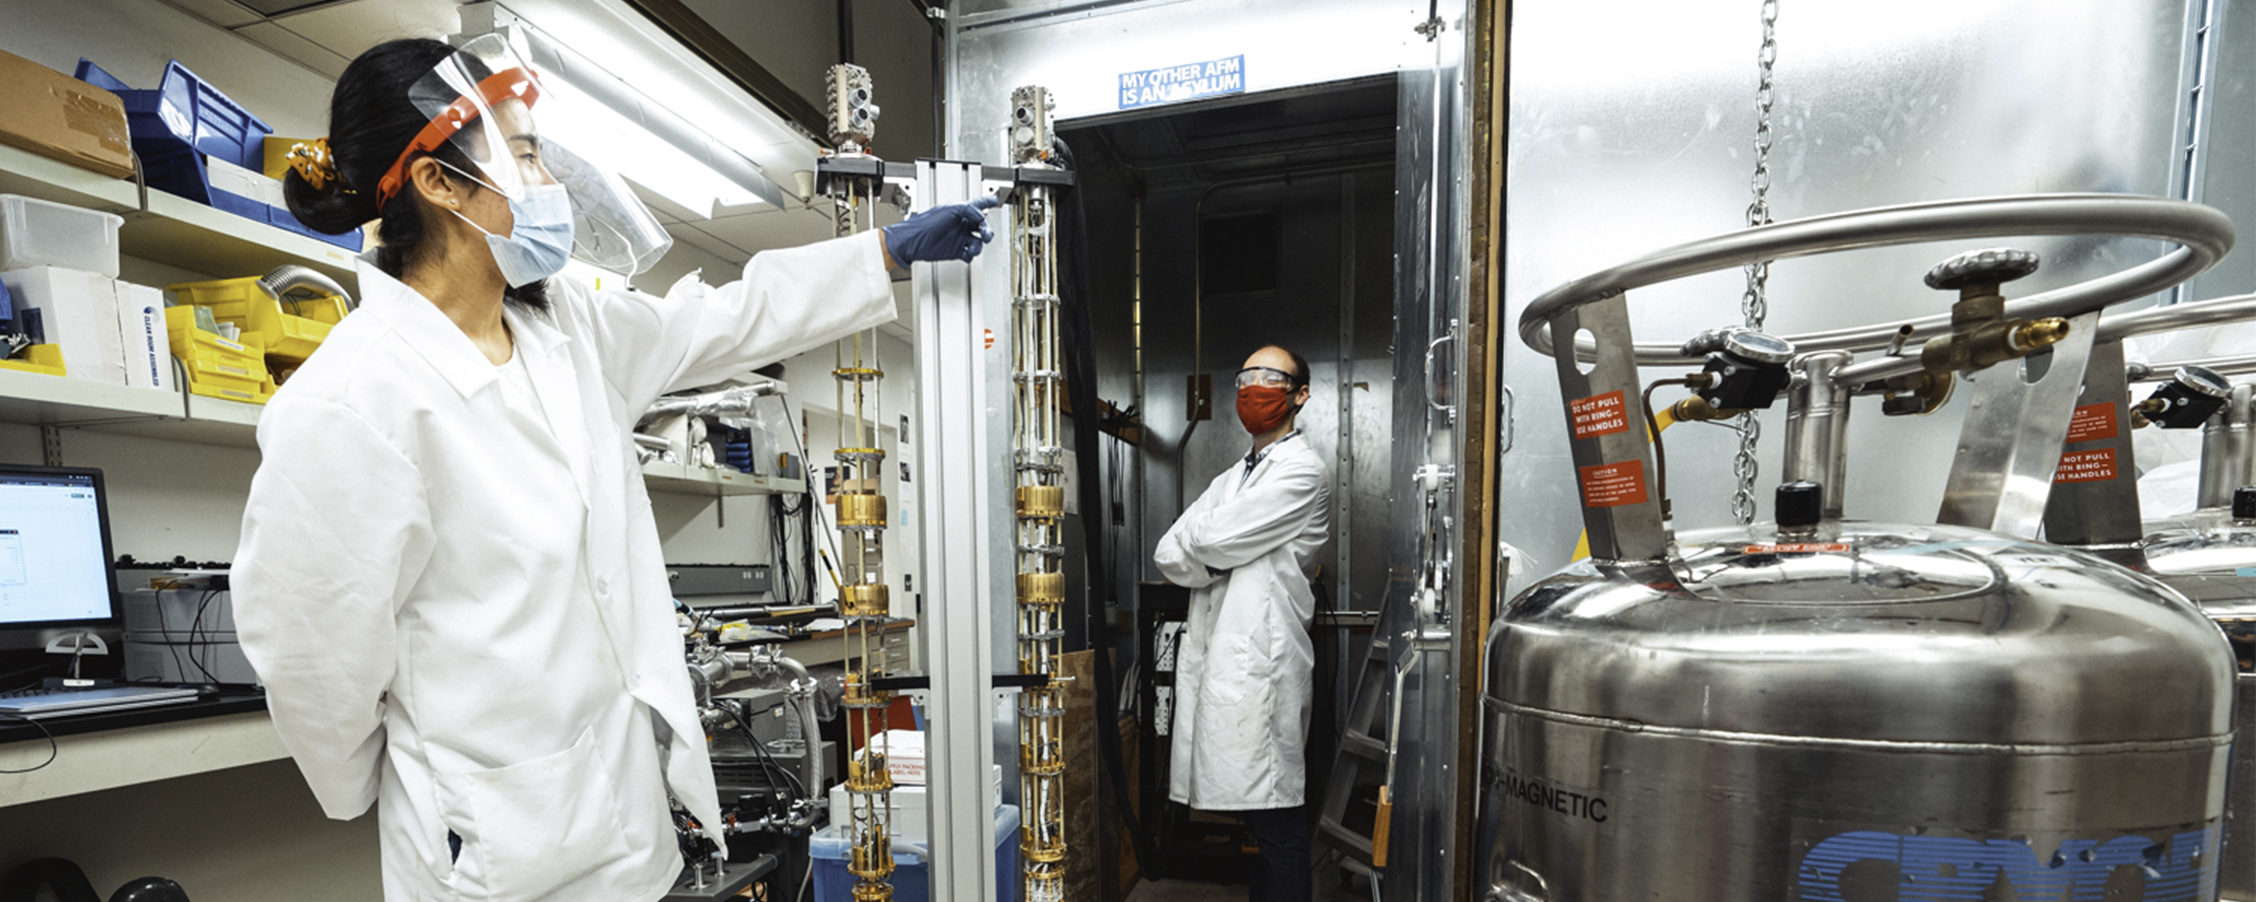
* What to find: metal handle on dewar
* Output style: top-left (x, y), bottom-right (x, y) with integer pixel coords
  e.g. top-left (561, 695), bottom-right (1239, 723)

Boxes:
top-left (1519, 194), bottom-right (2234, 365)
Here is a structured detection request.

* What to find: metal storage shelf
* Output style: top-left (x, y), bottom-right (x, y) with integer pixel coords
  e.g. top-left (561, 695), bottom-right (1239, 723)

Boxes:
top-left (641, 461), bottom-right (805, 496)
top-left (0, 369), bottom-right (268, 448)
top-left (0, 143), bottom-right (359, 286)
top-left (0, 368), bottom-right (181, 424)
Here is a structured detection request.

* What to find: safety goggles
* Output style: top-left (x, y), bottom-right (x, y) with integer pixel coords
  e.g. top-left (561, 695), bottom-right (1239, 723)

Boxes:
top-left (376, 34), bottom-right (672, 276)
top-left (1234, 366), bottom-right (1298, 391)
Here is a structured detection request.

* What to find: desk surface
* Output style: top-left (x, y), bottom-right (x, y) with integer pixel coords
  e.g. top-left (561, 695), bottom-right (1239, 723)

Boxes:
top-left (0, 688), bottom-right (266, 745)
top-left (0, 690), bottom-right (285, 807)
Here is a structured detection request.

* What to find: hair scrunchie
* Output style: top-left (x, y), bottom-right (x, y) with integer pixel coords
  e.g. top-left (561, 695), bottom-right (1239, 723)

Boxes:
top-left (286, 138), bottom-right (342, 190)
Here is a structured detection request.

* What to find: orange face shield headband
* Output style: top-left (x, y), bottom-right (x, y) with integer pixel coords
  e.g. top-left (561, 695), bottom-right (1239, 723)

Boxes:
top-left (373, 67), bottom-right (544, 211)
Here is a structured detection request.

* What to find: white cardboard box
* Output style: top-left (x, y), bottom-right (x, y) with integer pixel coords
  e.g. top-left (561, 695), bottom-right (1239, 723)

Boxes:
top-left (826, 763), bottom-right (1001, 844)
top-left (880, 728), bottom-right (926, 784)
top-left (1, 266), bottom-right (122, 384)
top-left (114, 282), bottom-right (173, 391)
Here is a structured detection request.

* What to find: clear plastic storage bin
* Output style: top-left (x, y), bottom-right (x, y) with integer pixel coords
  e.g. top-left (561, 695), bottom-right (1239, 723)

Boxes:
top-left (0, 195), bottom-right (123, 277)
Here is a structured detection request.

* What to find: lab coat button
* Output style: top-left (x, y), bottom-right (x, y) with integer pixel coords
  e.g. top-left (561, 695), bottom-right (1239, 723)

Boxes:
top-left (596, 578), bottom-right (611, 595)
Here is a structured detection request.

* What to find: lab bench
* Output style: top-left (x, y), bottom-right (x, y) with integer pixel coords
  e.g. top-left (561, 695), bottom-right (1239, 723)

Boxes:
top-left (0, 688), bottom-right (277, 808)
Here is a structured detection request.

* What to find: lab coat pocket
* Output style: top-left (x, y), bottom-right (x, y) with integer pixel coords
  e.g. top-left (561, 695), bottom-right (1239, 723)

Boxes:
top-left (1199, 633), bottom-right (1267, 710)
top-left (457, 726), bottom-right (631, 902)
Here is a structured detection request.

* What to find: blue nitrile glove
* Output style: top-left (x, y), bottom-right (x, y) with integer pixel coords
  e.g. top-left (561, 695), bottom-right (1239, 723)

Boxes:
top-left (882, 195), bottom-right (1001, 265)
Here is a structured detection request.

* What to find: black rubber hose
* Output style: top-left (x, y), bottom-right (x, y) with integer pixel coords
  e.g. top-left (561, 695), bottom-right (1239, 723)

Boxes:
top-left (1049, 136), bottom-right (1165, 879)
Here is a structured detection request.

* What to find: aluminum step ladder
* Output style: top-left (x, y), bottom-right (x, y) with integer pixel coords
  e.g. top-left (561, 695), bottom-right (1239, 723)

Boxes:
top-left (1315, 631), bottom-right (1408, 890)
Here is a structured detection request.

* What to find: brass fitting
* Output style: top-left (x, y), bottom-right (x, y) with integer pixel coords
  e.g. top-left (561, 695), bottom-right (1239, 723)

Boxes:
top-left (842, 672), bottom-right (894, 709)
top-left (1015, 485), bottom-right (1066, 519)
top-left (1020, 835), bottom-right (1069, 864)
top-left (1915, 253), bottom-right (2070, 375)
top-left (849, 837), bottom-right (897, 881)
top-left (840, 583), bottom-right (890, 618)
top-left (847, 755), bottom-right (896, 791)
top-left (836, 492), bottom-right (888, 528)
top-left (1668, 395), bottom-right (1746, 423)
top-left (1017, 572), bottom-right (1065, 605)
top-left (1879, 370), bottom-right (1955, 417)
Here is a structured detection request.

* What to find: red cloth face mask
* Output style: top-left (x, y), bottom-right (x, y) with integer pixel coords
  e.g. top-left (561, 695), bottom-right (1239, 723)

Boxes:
top-left (1237, 385), bottom-right (1296, 435)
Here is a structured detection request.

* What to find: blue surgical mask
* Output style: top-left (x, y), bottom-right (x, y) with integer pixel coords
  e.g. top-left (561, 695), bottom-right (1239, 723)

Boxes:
top-left (442, 164), bottom-right (575, 288)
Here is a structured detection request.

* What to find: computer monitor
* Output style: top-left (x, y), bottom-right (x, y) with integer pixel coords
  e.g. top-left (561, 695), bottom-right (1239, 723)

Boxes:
top-left (0, 464), bottom-right (119, 630)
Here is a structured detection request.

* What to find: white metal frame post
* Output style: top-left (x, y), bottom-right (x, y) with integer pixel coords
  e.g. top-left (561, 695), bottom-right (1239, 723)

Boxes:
top-left (912, 159), bottom-right (1001, 902)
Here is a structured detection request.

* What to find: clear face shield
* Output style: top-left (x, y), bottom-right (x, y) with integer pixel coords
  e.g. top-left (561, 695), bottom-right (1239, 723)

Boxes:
top-left (376, 34), bottom-right (672, 277)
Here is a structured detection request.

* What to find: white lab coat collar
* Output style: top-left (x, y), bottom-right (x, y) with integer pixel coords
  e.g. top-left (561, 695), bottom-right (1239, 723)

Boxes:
top-left (352, 259), bottom-right (572, 399)
top-left (354, 260), bottom-right (590, 506)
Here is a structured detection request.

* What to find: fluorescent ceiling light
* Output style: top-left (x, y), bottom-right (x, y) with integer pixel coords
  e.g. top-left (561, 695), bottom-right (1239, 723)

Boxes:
top-left (529, 66), bottom-right (765, 216)
top-left (462, 10), bottom-right (786, 219)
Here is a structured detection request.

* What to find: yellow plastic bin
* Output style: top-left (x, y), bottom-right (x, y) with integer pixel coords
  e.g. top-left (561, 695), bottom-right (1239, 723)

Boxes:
top-left (169, 276), bottom-right (337, 362)
top-left (166, 308), bottom-right (263, 370)
top-left (168, 277), bottom-right (260, 322)
top-left (0, 344), bottom-right (67, 377)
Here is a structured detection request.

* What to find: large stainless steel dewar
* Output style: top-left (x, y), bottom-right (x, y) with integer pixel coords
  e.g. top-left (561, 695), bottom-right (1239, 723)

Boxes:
top-left (1484, 195), bottom-right (2240, 901)
top-left (2129, 358), bottom-right (2256, 900)
top-left (1489, 521), bottom-right (2232, 900)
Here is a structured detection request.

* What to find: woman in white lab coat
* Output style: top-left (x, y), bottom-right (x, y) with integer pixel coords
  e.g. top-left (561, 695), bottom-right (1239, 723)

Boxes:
top-left (232, 37), bottom-right (994, 902)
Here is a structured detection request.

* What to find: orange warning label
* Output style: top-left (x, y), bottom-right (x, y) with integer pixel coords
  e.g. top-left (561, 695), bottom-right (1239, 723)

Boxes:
top-left (1578, 461), bottom-right (1648, 508)
top-left (2066, 403), bottom-right (2118, 444)
top-left (1742, 543), bottom-right (1851, 554)
top-left (2056, 448), bottom-right (2119, 483)
top-left (1570, 391), bottom-right (1631, 440)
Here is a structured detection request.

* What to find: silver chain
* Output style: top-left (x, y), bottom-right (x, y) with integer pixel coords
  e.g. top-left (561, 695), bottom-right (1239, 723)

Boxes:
top-left (1731, 0), bottom-right (1778, 526)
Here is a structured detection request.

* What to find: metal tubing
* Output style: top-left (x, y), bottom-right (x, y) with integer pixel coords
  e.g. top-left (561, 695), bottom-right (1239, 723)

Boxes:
top-left (1834, 290), bottom-right (2256, 387)
top-left (1520, 194), bottom-right (2234, 363)
top-left (1780, 352), bottom-right (1854, 518)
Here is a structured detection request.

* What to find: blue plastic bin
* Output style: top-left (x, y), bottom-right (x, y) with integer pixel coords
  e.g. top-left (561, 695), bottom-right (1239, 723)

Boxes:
top-left (76, 59), bottom-right (267, 170)
top-left (73, 59), bottom-right (361, 252)
top-left (810, 804), bottom-right (1021, 902)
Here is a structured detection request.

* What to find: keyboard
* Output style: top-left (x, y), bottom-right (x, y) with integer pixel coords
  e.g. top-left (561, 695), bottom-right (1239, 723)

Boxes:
top-left (0, 685), bottom-right (200, 720)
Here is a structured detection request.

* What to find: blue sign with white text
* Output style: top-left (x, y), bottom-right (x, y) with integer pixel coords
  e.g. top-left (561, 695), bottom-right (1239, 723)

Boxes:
top-left (1119, 56), bottom-right (1246, 110)
top-left (1796, 827), bottom-right (2218, 900)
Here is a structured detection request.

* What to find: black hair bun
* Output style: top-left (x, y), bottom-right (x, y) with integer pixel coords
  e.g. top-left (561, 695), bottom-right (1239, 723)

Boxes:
top-left (282, 165), bottom-right (378, 236)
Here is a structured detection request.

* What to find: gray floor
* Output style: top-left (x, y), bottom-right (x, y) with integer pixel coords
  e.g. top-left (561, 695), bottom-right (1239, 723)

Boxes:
top-left (1121, 874), bottom-right (1369, 902)
top-left (1124, 879), bottom-right (1249, 902)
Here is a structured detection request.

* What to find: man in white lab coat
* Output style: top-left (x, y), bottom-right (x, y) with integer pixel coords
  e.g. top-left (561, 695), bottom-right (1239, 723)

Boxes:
top-left (1156, 344), bottom-right (1331, 902)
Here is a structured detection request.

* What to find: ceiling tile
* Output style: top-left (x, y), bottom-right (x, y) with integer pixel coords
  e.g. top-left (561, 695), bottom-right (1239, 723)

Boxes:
top-left (234, 21), bottom-right (352, 79)
top-left (159, 0), bottom-right (264, 28)
top-left (267, 0), bottom-right (463, 63)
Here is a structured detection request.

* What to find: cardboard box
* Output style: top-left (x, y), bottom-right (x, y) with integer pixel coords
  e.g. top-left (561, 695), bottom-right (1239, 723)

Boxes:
top-left (114, 282), bottom-right (174, 391)
top-left (877, 728), bottom-right (926, 783)
top-left (0, 267), bottom-right (123, 385)
top-left (0, 50), bottom-right (133, 179)
top-left (826, 763), bottom-right (1000, 844)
